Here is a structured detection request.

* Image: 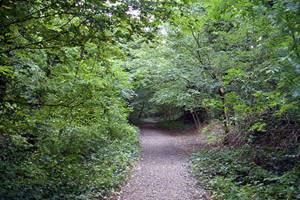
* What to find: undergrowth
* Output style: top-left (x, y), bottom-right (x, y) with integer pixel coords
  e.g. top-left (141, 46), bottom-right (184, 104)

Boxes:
top-left (0, 125), bottom-right (139, 200)
top-left (191, 147), bottom-right (300, 200)
top-left (200, 120), bottom-right (224, 144)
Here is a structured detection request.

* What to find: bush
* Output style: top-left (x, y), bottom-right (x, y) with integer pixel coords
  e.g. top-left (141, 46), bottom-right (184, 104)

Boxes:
top-left (191, 147), bottom-right (300, 200)
top-left (0, 124), bottom-right (139, 200)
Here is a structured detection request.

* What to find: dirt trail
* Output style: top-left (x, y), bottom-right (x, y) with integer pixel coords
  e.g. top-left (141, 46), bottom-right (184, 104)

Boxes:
top-left (118, 124), bottom-right (208, 200)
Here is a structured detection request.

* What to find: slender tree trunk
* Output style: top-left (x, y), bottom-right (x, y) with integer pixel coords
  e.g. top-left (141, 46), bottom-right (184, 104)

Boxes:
top-left (137, 102), bottom-right (145, 120)
top-left (195, 111), bottom-right (201, 129)
top-left (232, 108), bottom-right (236, 126)
top-left (191, 110), bottom-right (200, 129)
top-left (219, 87), bottom-right (229, 143)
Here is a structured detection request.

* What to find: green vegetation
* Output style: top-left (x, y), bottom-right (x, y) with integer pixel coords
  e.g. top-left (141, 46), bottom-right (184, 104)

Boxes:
top-left (191, 147), bottom-right (300, 199)
top-left (0, 0), bottom-right (169, 199)
top-left (123, 0), bottom-right (300, 199)
top-left (1, 130), bottom-right (138, 199)
top-left (1, 0), bottom-right (299, 199)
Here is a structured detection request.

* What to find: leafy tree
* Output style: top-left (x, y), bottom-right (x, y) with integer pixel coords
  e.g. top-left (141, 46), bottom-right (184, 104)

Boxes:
top-left (0, 0), bottom-right (182, 199)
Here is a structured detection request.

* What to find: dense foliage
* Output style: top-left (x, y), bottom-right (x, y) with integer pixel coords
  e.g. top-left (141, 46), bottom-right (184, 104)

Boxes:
top-left (1, 0), bottom-right (299, 199)
top-left (0, 0), bottom-right (175, 199)
top-left (123, 0), bottom-right (300, 199)
top-left (127, 0), bottom-right (300, 136)
top-left (191, 147), bottom-right (300, 199)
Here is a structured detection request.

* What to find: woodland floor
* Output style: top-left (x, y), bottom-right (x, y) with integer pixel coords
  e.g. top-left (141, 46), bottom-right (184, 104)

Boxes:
top-left (116, 123), bottom-right (208, 200)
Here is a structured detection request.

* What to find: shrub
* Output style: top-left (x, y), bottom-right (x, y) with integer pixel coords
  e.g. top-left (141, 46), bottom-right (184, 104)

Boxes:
top-left (191, 147), bottom-right (300, 200)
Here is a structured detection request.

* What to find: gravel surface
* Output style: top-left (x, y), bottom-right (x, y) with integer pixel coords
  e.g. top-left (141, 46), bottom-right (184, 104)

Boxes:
top-left (118, 124), bottom-right (208, 200)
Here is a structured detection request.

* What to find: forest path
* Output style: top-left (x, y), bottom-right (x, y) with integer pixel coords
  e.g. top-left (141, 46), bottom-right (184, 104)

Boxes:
top-left (118, 124), bottom-right (208, 200)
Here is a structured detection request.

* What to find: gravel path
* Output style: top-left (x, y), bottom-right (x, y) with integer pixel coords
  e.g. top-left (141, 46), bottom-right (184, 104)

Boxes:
top-left (118, 124), bottom-right (208, 200)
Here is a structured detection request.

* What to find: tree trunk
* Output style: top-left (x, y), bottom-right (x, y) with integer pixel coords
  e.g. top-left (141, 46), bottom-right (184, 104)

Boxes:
top-left (195, 111), bottom-right (201, 129)
top-left (137, 102), bottom-right (145, 120)
top-left (191, 110), bottom-right (200, 129)
top-left (219, 87), bottom-right (229, 144)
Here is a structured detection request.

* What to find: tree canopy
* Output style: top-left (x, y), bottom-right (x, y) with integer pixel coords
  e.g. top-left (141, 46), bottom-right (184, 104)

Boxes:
top-left (1, 0), bottom-right (299, 199)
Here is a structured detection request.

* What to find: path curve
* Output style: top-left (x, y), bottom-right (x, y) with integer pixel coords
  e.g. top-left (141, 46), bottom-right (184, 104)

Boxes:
top-left (118, 124), bottom-right (208, 200)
